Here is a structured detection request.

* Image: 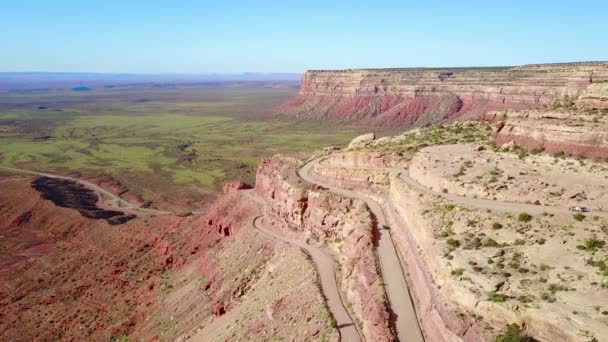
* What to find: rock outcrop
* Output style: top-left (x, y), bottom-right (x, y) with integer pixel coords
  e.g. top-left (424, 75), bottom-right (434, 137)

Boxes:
top-left (347, 132), bottom-right (375, 149)
top-left (485, 78), bottom-right (608, 161)
top-left (277, 62), bottom-right (608, 127)
top-left (491, 110), bottom-right (608, 159)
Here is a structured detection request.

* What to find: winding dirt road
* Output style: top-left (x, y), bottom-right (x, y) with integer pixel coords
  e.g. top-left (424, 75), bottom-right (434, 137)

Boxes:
top-left (247, 192), bottom-right (361, 342)
top-left (299, 159), bottom-right (424, 342)
top-left (306, 154), bottom-right (608, 341)
top-left (397, 170), bottom-right (608, 218)
top-left (0, 166), bottom-right (172, 215)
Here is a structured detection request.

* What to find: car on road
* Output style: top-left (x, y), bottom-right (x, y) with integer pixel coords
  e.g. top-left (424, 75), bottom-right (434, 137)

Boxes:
top-left (569, 206), bottom-right (589, 213)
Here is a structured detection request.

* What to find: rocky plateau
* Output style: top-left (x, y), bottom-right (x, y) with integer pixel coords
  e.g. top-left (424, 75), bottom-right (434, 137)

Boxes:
top-left (277, 62), bottom-right (608, 128)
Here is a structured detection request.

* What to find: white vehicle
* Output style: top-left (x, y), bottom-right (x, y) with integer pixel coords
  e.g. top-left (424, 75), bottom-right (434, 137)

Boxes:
top-left (569, 206), bottom-right (589, 213)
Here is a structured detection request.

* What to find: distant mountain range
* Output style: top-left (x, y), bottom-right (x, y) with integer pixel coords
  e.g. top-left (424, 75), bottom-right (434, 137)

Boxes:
top-left (0, 72), bottom-right (301, 91)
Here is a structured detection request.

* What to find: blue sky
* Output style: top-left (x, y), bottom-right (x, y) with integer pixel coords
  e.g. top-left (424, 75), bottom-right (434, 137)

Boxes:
top-left (1, 0), bottom-right (606, 73)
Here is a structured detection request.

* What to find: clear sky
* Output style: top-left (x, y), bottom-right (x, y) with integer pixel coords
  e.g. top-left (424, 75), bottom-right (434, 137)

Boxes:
top-left (2, 0), bottom-right (606, 73)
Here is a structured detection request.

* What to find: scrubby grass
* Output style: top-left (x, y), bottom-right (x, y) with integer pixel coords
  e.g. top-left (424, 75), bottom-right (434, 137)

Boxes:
top-left (0, 87), bottom-right (359, 192)
top-left (370, 121), bottom-right (493, 153)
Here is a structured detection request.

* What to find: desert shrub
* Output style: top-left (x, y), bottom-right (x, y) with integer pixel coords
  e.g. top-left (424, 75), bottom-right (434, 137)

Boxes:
top-left (483, 238), bottom-right (500, 247)
top-left (329, 317), bottom-right (337, 328)
top-left (573, 213), bottom-right (586, 221)
top-left (548, 283), bottom-right (568, 294)
top-left (577, 236), bottom-right (605, 252)
top-left (530, 147), bottom-right (544, 154)
top-left (513, 239), bottom-right (525, 246)
top-left (451, 268), bottom-right (465, 277)
top-left (464, 237), bottom-right (482, 250)
top-left (495, 323), bottom-right (539, 342)
top-left (492, 222), bottom-right (503, 230)
top-left (487, 291), bottom-right (511, 303)
top-left (517, 295), bottom-right (534, 303)
top-left (594, 260), bottom-right (608, 276)
top-left (518, 213), bottom-right (532, 223)
top-left (447, 238), bottom-right (461, 248)
top-left (490, 167), bottom-right (503, 176)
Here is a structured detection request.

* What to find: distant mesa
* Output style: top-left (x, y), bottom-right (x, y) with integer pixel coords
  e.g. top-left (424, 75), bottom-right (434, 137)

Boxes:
top-left (276, 62), bottom-right (608, 128)
top-left (71, 86), bottom-right (91, 92)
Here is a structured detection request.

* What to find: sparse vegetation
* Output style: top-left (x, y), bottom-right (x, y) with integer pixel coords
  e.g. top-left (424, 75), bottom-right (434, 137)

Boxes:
top-left (487, 291), bottom-right (511, 303)
top-left (517, 213), bottom-right (532, 223)
top-left (451, 268), bottom-right (465, 277)
top-left (447, 238), bottom-right (461, 249)
top-left (577, 236), bottom-right (605, 252)
top-left (495, 323), bottom-right (539, 342)
top-left (573, 213), bottom-right (586, 221)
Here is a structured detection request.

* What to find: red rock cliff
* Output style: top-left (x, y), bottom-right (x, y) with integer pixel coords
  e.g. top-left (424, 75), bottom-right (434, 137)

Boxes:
top-left (277, 62), bottom-right (608, 127)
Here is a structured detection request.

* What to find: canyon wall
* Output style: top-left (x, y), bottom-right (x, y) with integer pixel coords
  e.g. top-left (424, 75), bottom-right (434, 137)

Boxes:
top-left (254, 155), bottom-right (395, 341)
top-left (277, 62), bottom-right (608, 127)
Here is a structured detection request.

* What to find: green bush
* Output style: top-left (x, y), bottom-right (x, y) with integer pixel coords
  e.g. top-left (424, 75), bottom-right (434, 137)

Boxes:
top-left (447, 238), bottom-right (461, 248)
top-left (573, 213), bottom-right (585, 221)
top-left (483, 238), bottom-right (500, 247)
top-left (577, 236), bottom-right (605, 252)
top-left (487, 291), bottom-right (510, 303)
top-left (495, 323), bottom-right (539, 342)
top-left (451, 268), bottom-right (465, 277)
top-left (518, 213), bottom-right (532, 223)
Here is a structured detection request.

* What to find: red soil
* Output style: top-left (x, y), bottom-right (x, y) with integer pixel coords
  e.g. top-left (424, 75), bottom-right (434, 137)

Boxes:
top-left (0, 179), bottom-right (255, 341)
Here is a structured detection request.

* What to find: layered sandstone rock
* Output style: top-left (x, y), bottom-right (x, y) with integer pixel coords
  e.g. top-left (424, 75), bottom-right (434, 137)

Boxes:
top-left (487, 107), bottom-right (608, 159)
top-left (277, 62), bottom-right (608, 127)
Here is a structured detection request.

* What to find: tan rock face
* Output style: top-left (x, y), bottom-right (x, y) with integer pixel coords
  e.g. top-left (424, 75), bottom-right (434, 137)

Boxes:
top-left (277, 62), bottom-right (608, 127)
top-left (487, 107), bottom-right (608, 159)
top-left (578, 82), bottom-right (608, 109)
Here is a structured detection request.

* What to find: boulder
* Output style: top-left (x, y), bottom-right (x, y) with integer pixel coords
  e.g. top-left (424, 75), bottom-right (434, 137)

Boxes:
top-left (222, 181), bottom-right (251, 194)
top-left (347, 133), bottom-right (375, 150)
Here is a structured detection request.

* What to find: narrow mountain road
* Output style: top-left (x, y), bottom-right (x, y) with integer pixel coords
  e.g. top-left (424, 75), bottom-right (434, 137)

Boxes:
top-left (397, 171), bottom-right (608, 218)
top-left (316, 158), bottom-right (608, 218)
top-left (246, 192), bottom-right (361, 342)
top-left (306, 154), bottom-right (608, 341)
top-left (299, 159), bottom-right (424, 342)
top-left (0, 165), bottom-right (172, 215)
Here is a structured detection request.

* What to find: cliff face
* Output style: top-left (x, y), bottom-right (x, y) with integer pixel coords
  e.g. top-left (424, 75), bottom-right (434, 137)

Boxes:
top-left (485, 80), bottom-right (608, 159)
top-left (277, 62), bottom-right (608, 127)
